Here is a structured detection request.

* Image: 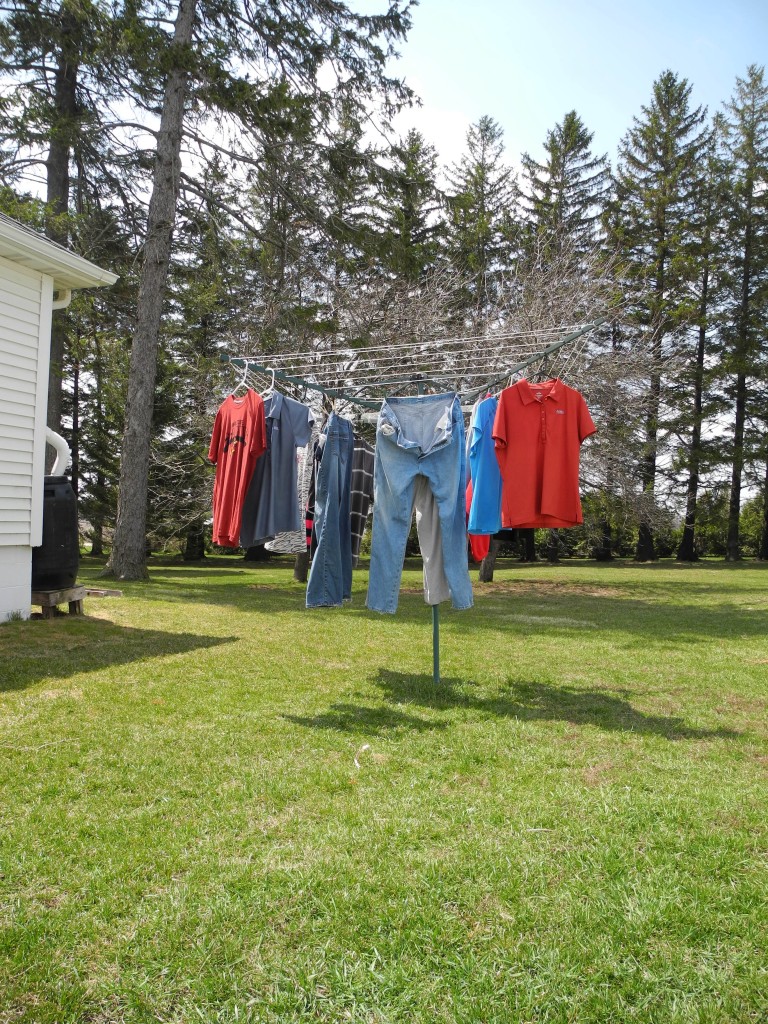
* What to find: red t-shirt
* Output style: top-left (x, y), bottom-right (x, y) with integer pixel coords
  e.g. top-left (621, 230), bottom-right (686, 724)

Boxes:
top-left (492, 378), bottom-right (596, 529)
top-left (208, 390), bottom-right (266, 547)
top-left (466, 479), bottom-right (490, 562)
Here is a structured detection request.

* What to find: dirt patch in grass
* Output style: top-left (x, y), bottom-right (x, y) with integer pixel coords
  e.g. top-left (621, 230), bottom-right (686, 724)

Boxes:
top-left (582, 760), bottom-right (616, 786)
top-left (474, 580), bottom-right (624, 598)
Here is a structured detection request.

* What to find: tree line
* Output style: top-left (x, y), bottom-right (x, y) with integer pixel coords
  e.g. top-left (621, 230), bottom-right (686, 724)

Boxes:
top-left (0, 1), bottom-right (766, 577)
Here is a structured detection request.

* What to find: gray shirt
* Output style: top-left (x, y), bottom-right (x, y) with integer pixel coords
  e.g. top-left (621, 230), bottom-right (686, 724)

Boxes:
top-left (239, 391), bottom-right (314, 548)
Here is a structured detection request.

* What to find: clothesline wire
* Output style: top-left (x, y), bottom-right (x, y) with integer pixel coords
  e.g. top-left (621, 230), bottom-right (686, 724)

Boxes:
top-left (245, 342), bottom-right (571, 374)
top-left (228, 338), bottom-right (596, 383)
top-left (261, 351), bottom-right (567, 382)
top-left (229, 323), bottom-right (595, 364)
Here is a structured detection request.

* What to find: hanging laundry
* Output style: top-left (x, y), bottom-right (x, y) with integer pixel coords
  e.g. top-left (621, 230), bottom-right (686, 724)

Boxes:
top-left (305, 435), bottom-right (323, 556)
top-left (366, 392), bottom-right (473, 614)
top-left (239, 391), bottom-right (314, 548)
top-left (492, 378), bottom-right (596, 529)
top-left (465, 480), bottom-right (490, 562)
top-left (467, 393), bottom-right (502, 536)
top-left (306, 413), bottom-right (355, 608)
top-left (264, 421), bottom-right (320, 555)
top-left (208, 389), bottom-right (266, 548)
top-left (350, 435), bottom-right (374, 566)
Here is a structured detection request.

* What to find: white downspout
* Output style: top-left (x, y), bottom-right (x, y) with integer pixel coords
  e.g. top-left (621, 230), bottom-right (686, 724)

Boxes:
top-left (51, 288), bottom-right (72, 310)
top-left (45, 427), bottom-right (71, 476)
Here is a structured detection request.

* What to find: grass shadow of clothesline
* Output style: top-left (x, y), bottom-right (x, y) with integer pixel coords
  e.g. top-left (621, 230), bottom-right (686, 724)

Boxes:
top-left (374, 672), bottom-right (744, 741)
top-left (286, 671), bottom-right (745, 742)
top-left (284, 701), bottom-right (448, 736)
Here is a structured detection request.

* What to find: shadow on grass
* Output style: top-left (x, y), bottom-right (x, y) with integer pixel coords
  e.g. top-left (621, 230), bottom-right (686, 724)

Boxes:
top-left (76, 560), bottom-right (768, 643)
top-left (285, 701), bottom-right (448, 735)
top-left (287, 671), bottom-right (744, 741)
top-left (375, 672), bottom-right (744, 741)
top-left (0, 620), bottom-right (236, 692)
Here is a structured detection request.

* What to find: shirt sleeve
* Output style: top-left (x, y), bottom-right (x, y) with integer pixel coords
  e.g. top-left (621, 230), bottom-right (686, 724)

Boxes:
top-left (248, 395), bottom-right (267, 456)
top-left (208, 407), bottom-right (223, 463)
top-left (577, 393), bottom-right (597, 443)
top-left (492, 393), bottom-right (508, 452)
top-left (290, 399), bottom-right (314, 449)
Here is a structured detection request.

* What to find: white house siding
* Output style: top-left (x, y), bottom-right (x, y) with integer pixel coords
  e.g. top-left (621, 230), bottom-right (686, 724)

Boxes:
top-left (0, 254), bottom-right (52, 620)
top-left (0, 546), bottom-right (31, 621)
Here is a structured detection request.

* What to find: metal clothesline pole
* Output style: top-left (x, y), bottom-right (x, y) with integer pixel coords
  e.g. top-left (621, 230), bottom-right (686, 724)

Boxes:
top-left (219, 316), bottom-right (606, 687)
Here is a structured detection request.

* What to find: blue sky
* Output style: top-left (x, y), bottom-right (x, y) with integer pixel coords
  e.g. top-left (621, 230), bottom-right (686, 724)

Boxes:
top-left (372, 0), bottom-right (767, 171)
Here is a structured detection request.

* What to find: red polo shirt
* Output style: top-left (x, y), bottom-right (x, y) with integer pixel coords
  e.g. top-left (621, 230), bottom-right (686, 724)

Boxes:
top-left (492, 378), bottom-right (596, 529)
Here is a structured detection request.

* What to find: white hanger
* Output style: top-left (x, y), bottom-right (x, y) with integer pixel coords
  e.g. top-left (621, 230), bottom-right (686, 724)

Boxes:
top-left (230, 360), bottom-right (249, 396)
top-left (261, 366), bottom-right (276, 398)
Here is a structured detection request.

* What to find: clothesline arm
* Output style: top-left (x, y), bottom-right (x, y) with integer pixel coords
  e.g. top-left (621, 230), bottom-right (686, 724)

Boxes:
top-left (217, 356), bottom-right (382, 409)
top-left (462, 317), bottom-right (607, 404)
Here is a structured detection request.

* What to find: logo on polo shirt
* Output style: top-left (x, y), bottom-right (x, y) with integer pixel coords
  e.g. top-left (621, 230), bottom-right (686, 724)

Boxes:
top-left (555, 409), bottom-right (565, 415)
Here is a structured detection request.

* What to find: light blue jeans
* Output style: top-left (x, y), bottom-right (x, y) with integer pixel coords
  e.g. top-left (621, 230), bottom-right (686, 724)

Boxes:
top-left (366, 393), bottom-right (474, 614)
top-left (306, 413), bottom-right (355, 608)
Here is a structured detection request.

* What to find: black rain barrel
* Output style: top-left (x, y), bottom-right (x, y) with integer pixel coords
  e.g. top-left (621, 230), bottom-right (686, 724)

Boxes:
top-left (31, 475), bottom-right (80, 590)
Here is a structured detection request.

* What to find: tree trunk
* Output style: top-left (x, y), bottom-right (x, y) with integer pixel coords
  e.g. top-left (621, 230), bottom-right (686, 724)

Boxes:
top-left (677, 269), bottom-right (708, 562)
top-left (105, 0), bottom-right (197, 580)
top-left (519, 528), bottom-right (537, 562)
top-left (593, 519), bottom-right (613, 561)
top-left (760, 458), bottom-right (768, 561)
top-left (294, 551), bottom-right (310, 583)
top-left (243, 545), bottom-right (270, 562)
top-left (545, 528), bottom-right (559, 563)
top-left (635, 273), bottom-right (665, 563)
top-left (726, 370), bottom-right (747, 561)
top-left (90, 517), bottom-right (104, 558)
top-left (479, 536), bottom-right (501, 582)
top-left (726, 214), bottom-right (752, 563)
top-left (635, 523), bottom-right (655, 562)
top-left (45, 11), bottom-right (79, 460)
top-left (183, 528), bottom-right (206, 561)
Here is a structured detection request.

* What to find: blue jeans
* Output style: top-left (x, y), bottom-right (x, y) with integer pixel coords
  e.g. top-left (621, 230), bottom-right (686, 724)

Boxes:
top-left (307, 413), bottom-right (355, 608)
top-left (366, 393), bottom-right (474, 614)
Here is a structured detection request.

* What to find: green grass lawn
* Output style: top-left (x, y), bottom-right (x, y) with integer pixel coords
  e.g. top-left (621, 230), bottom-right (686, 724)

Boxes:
top-left (1, 556), bottom-right (767, 1023)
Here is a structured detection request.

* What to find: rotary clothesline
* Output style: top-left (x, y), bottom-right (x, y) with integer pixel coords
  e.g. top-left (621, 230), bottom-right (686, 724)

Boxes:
top-left (218, 317), bottom-right (606, 683)
top-left (219, 318), bottom-right (606, 411)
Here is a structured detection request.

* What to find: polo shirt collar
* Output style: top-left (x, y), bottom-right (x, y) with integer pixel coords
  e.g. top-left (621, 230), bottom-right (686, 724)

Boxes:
top-left (518, 378), bottom-right (562, 404)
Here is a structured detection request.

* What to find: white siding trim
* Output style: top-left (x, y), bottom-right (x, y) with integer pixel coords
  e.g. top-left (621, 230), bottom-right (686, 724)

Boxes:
top-left (29, 274), bottom-right (52, 546)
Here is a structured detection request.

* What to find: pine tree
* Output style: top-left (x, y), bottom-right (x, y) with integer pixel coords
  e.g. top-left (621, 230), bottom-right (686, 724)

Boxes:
top-left (609, 70), bottom-right (709, 561)
top-left (718, 65), bottom-right (768, 561)
top-left (106, 0), bottom-right (414, 580)
top-left (520, 110), bottom-right (610, 257)
top-left (374, 128), bottom-right (445, 282)
top-left (675, 125), bottom-right (727, 561)
top-left (0, 0), bottom-right (125, 441)
top-left (445, 115), bottom-right (518, 319)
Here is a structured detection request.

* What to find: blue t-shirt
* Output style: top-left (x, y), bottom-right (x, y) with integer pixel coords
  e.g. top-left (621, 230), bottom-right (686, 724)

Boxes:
top-left (468, 395), bottom-right (502, 535)
top-left (239, 391), bottom-right (314, 547)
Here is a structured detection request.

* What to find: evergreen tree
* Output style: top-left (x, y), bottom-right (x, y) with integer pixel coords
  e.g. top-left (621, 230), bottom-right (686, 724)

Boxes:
top-left (0, 0), bottom-right (127, 439)
top-left (520, 110), bottom-right (610, 257)
top-left (107, 0), bottom-right (414, 580)
top-left (321, 103), bottom-right (379, 290)
top-left (718, 65), bottom-right (768, 561)
top-left (147, 159), bottom-right (247, 558)
top-left (675, 125), bottom-right (727, 561)
top-left (609, 70), bottom-right (709, 561)
top-left (374, 128), bottom-right (445, 282)
top-left (445, 115), bottom-right (518, 318)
